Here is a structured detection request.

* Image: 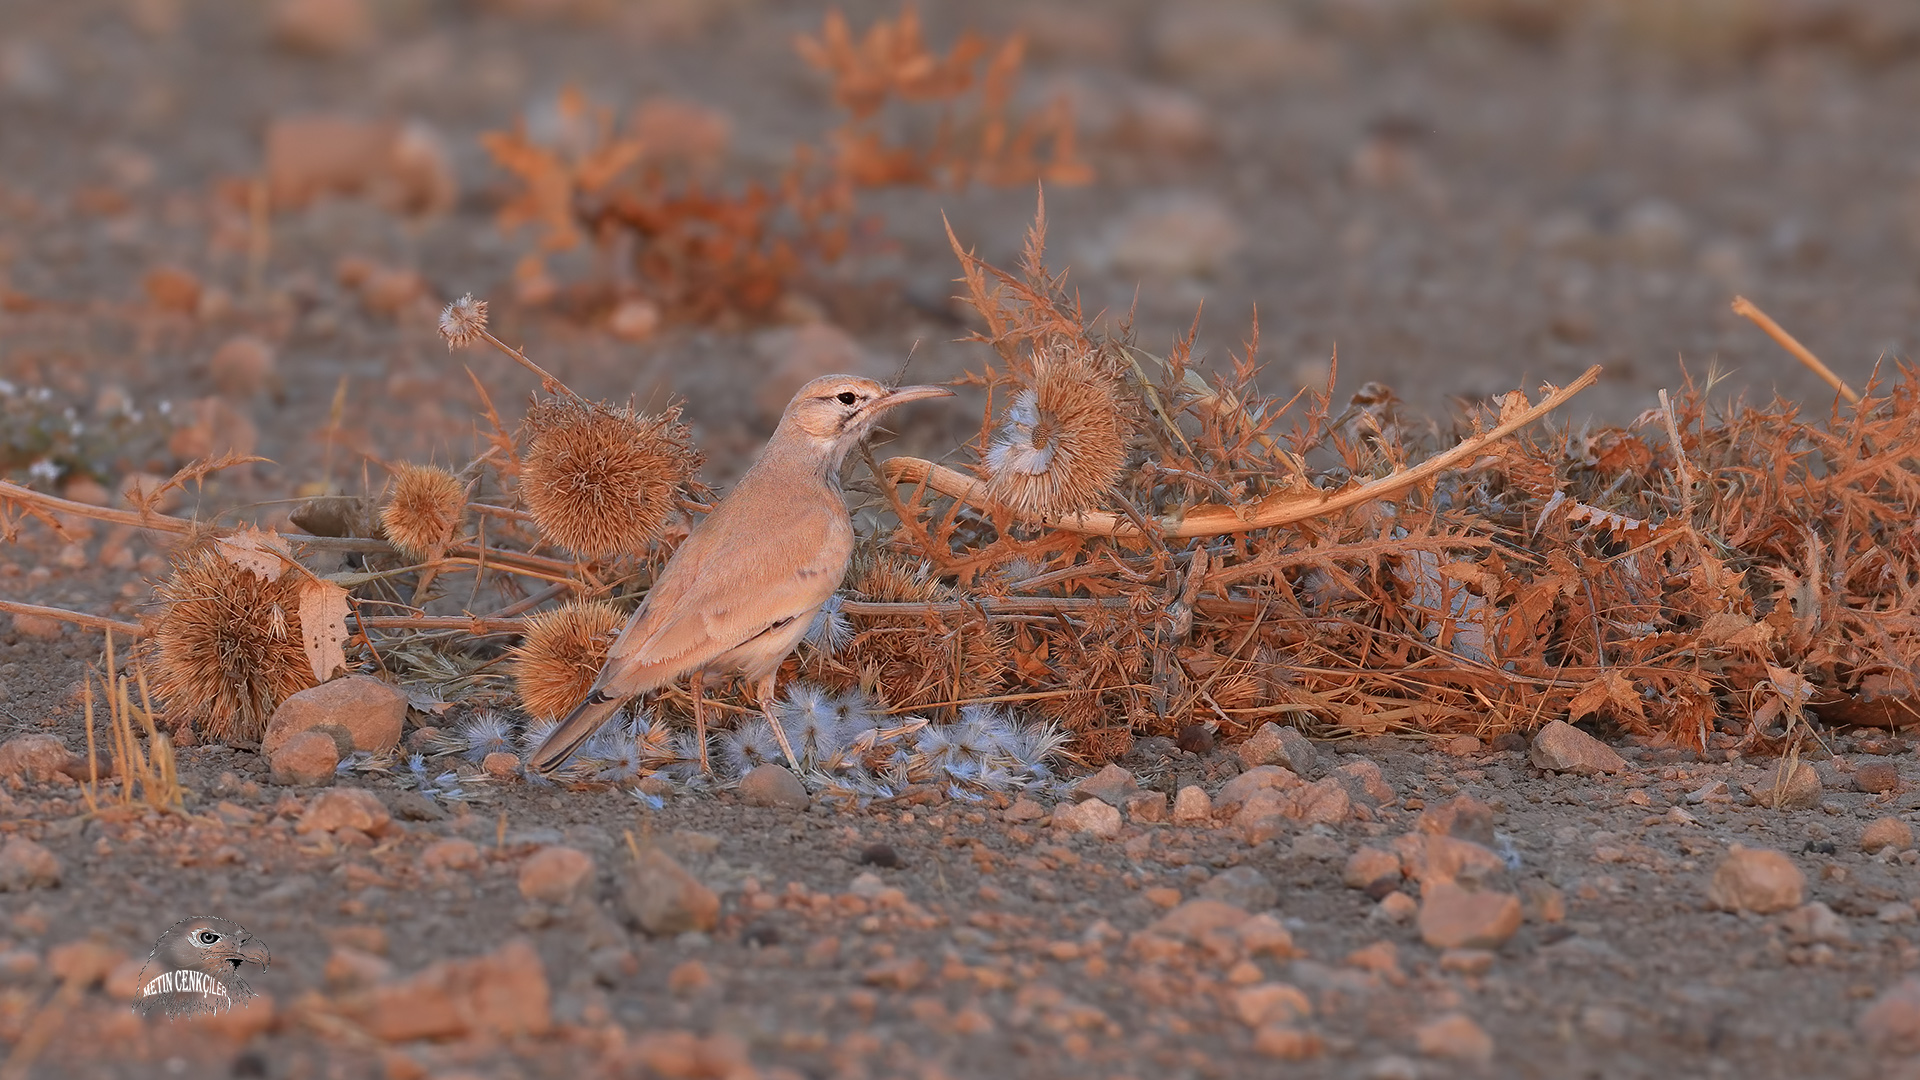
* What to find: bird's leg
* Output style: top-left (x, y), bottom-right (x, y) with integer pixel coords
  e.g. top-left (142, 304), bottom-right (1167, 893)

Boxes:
top-left (755, 673), bottom-right (802, 771)
top-left (691, 672), bottom-right (711, 774)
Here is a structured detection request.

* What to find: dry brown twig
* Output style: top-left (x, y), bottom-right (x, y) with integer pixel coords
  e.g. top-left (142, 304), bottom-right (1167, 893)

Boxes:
top-left (1731, 295), bottom-right (1861, 405)
top-left (884, 365), bottom-right (1600, 538)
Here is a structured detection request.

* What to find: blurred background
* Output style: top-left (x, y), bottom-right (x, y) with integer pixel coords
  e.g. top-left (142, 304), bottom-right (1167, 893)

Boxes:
top-left (3, 0), bottom-right (1918, 489)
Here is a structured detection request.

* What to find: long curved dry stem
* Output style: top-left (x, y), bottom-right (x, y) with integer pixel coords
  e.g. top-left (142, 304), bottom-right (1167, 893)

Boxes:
top-left (0, 480), bottom-right (194, 534)
top-left (479, 327), bottom-right (577, 400)
top-left (885, 365), bottom-right (1601, 538)
top-left (1731, 295), bottom-right (1860, 405)
top-left (0, 480), bottom-right (583, 582)
top-left (0, 599), bottom-right (146, 637)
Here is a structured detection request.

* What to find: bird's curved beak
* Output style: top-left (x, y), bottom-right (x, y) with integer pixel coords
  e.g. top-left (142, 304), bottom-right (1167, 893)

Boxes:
top-left (871, 384), bottom-right (954, 413)
top-left (229, 937), bottom-right (271, 970)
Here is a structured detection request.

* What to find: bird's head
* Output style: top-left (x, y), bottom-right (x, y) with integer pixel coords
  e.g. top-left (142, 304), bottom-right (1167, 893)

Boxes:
top-left (774, 375), bottom-right (953, 469)
top-left (151, 916), bottom-right (271, 981)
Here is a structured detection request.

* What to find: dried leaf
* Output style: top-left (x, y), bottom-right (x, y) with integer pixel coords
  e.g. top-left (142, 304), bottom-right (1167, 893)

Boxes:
top-left (214, 526), bottom-right (293, 582)
top-left (297, 577), bottom-right (352, 683)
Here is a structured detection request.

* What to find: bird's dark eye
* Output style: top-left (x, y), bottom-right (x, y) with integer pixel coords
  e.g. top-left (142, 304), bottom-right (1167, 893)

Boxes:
top-left (836, 391), bottom-right (858, 405)
top-left (197, 931), bottom-right (220, 944)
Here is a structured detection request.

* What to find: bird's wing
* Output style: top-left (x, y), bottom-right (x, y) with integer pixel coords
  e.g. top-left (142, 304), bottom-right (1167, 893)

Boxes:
top-left (598, 489), bottom-right (850, 694)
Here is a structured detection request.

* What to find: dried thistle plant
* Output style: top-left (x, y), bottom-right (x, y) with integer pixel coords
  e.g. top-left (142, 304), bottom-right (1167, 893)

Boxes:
top-left (437, 293), bottom-right (489, 350)
top-left (817, 550), bottom-right (1007, 712)
top-left (509, 600), bottom-right (624, 721)
top-left (982, 345), bottom-right (1132, 520)
top-left (149, 545), bottom-right (316, 742)
top-left (519, 398), bottom-right (700, 560)
top-left (379, 463), bottom-right (467, 561)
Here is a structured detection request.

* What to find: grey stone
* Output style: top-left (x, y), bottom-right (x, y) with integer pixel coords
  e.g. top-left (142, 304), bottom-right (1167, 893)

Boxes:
top-left (0, 838), bottom-right (60, 891)
top-left (738, 763), bottom-right (809, 810)
top-left (1529, 721), bottom-right (1627, 775)
top-left (1198, 865), bottom-right (1278, 911)
top-left (621, 846), bottom-right (719, 935)
top-left (1075, 763), bottom-right (1139, 805)
top-left (263, 674), bottom-right (406, 755)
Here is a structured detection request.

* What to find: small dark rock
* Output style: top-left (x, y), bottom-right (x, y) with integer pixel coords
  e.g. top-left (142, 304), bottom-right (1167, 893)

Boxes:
top-left (1855, 761), bottom-right (1901, 794)
top-left (1176, 724), bottom-right (1215, 755)
top-left (388, 790), bottom-right (447, 822)
top-left (1802, 840), bottom-right (1837, 855)
top-left (743, 924), bottom-right (781, 947)
top-left (1491, 732), bottom-right (1528, 753)
top-left (1363, 877), bottom-right (1402, 901)
top-left (859, 843), bottom-right (902, 869)
top-left (1199, 864), bottom-right (1278, 910)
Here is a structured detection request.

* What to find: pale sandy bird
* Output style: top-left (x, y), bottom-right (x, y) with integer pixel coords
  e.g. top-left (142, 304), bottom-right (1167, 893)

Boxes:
top-left (527, 375), bottom-right (952, 776)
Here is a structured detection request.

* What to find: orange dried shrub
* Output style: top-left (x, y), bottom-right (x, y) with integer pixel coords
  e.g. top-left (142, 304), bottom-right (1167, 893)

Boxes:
top-left (482, 87), bottom-right (645, 256)
top-left (148, 545), bottom-right (316, 743)
top-left (796, 5), bottom-right (1092, 189)
top-left (482, 6), bottom-right (1089, 325)
top-left (483, 88), bottom-right (853, 323)
top-left (582, 145), bottom-right (855, 323)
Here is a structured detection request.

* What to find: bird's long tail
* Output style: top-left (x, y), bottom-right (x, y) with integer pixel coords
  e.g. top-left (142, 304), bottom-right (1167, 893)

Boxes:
top-left (527, 690), bottom-right (626, 776)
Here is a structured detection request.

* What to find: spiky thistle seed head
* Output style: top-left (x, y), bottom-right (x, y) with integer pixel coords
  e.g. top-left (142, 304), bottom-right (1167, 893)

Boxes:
top-left (508, 600), bottom-right (623, 721)
top-left (519, 717), bottom-right (560, 754)
top-left (379, 463), bottom-right (467, 561)
top-left (831, 553), bottom-right (1008, 712)
top-left (716, 719), bottom-right (783, 780)
top-left (983, 348), bottom-right (1131, 519)
top-left (803, 594), bottom-right (851, 656)
top-left (777, 683), bottom-right (840, 760)
top-left (458, 709), bottom-right (518, 763)
top-left (438, 294), bottom-right (489, 350)
top-left (626, 708), bottom-right (677, 764)
top-left (149, 545), bottom-right (316, 742)
top-left (519, 398), bottom-right (701, 559)
top-left (851, 552), bottom-right (943, 603)
top-left (830, 687), bottom-right (882, 735)
top-left (661, 729), bottom-right (712, 783)
top-left (580, 728), bottom-right (645, 782)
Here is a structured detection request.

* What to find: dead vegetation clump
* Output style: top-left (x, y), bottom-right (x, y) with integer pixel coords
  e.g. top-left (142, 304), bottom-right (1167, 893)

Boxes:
top-left (80, 632), bottom-right (182, 815)
top-left (11, 187), bottom-right (1916, 777)
top-left (482, 4), bottom-right (1088, 324)
top-left (147, 543), bottom-right (316, 743)
top-left (801, 551), bottom-right (1009, 715)
top-left (794, 5), bottom-right (1091, 191)
top-left (846, 198), bottom-right (1919, 761)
